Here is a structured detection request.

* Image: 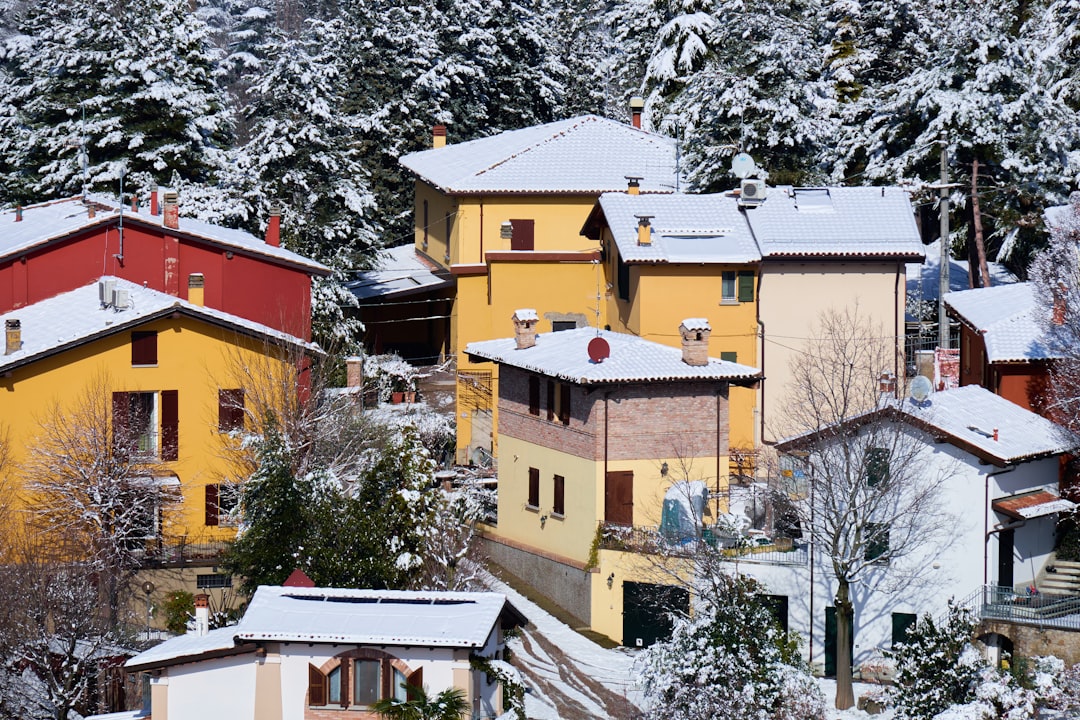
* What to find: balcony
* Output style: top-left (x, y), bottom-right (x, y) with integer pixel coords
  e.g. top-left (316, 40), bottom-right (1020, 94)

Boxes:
top-left (962, 585), bottom-right (1080, 631)
top-left (138, 540), bottom-right (230, 568)
top-left (598, 523), bottom-right (809, 566)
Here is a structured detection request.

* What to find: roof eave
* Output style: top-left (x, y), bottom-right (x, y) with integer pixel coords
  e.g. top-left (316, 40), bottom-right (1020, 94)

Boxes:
top-left (125, 642), bottom-right (259, 673)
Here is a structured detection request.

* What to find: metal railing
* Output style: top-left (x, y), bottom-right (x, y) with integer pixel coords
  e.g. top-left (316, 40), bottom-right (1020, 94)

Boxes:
top-left (598, 523), bottom-right (808, 566)
top-left (960, 585), bottom-right (1080, 631)
top-left (139, 540), bottom-right (230, 568)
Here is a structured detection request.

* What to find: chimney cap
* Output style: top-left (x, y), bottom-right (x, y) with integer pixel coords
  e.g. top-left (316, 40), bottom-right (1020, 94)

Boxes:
top-left (513, 308), bottom-right (539, 322)
top-left (433, 124), bottom-right (447, 136)
top-left (679, 318), bottom-right (711, 332)
top-left (629, 96), bottom-right (645, 110)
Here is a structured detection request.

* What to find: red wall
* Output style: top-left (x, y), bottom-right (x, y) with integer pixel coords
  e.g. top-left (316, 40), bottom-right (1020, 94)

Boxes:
top-left (0, 220), bottom-right (314, 339)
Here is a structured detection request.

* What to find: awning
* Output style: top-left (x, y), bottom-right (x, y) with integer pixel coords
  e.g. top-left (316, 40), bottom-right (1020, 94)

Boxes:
top-left (992, 490), bottom-right (1077, 520)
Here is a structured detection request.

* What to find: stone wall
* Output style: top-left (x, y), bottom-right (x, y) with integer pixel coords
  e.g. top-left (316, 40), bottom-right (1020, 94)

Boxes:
top-left (979, 620), bottom-right (1080, 665)
top-left (482, 535), bottom-right (592, 626)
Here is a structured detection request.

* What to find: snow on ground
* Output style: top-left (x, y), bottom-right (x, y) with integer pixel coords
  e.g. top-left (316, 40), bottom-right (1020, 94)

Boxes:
top-left (483, 570), bottom-right (895, 720)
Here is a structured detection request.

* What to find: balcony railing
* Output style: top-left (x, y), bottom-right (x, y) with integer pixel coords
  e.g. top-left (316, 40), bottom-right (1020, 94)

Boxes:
top-left (599, 523), bottom-right (809, 566)
top-left (960, 585), bottom-right (1080, 631)
top-left (139, 540), bottom-right (230, 568)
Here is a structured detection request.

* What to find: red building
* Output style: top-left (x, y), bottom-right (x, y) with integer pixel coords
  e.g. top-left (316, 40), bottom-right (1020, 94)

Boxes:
top-left (1, 194), bottom-right (329, 340)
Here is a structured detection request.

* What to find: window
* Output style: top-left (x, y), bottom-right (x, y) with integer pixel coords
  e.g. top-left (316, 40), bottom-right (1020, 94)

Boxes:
top-left (617, 252), bottom-right (630, 301)
top-left (865, 522), bottom-right (890, 562)
top-left (510, 219), bottom-right (535, 250)
top-left (327, 665), bottom-right (343, 705)
top-left (114, 391), bottom-right (176, 459)
top-left (546, 380), bottom-right (555, 421)
top-left (892, 612), bottom-right (917, 647)
top-left (392, 668), bottom-right (408, 701)
top-left (552, 320), bottom-right (577, 332)
top-left (444, 214), bottom-right (453, 261)
top-left (353, 660), bottom-right (380, 706)
top-left (528, 376), bottom-right (540, 416)
top-left (761, 594), bottom-right (789, 634)
top-left (528, 467), bottom-right (540, 509)
top-left (422, 199), bottom-right (429, 249)
top-left (553, 475), bottom-right (565, 516)
top-left (131, 331), bottom-right (158, 366)
top-left (205, 482), bottom-right (240, 527)
top-left (309, 660), bottom-right (420, 709)
top-left (721, 271), bottom-right (736, 302)
top-left (218, 389), bottom-right (245, 432)
top-left (738, 270), bottom-right (755, 302)
top-left (720, 351), bottom-right (738, 363)
top-left (196, 573), bottom-right (232, 589)
top-left (558, 383), bottom-right (571, 425)
top-left (866, 447), bottom-right (889, 487)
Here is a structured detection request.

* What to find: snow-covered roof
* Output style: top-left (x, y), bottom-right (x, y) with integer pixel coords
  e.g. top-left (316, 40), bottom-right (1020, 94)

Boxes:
top-left (778, 385), bottom-right (1077, 466)
top-left (593, 193), bottom-right (761, 264)
top-left (125, 625), bottom-right (242, 671)
top-left (745, 187), bottom-right (924, 258)
top-left (465, 327), bottom-right (761, 385)
top-left (344, 244), bottom-right (451, 301)
top-left (0, 277), bottom-right (316, 374)
top-left (945, 283), bottom-right (1058, 363)
top-left (906, 239), bottom-right (1018, 314)
top-left (399, 116), bottom-right (678, 195)
top-left (587, 187), bottom-right (924, 263)
top-left (0, 196), bottom-right (330, 275)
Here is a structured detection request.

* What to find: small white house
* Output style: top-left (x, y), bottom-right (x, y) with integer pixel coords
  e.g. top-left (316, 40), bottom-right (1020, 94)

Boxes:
top-left (125, 585), bottom-right (526, 720)
top-left (746, 385), bottom-right (1077, 676)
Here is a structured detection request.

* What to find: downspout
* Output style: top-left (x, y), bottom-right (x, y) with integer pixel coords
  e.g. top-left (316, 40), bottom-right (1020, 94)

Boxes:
top-left (479, 198), bottom-right (484, 260)
top-left (717, 387), bottom-right (722, 519)
top-left (984, 464), bottom-right (1019, 585)
top-left (756, 267), bottom-right (766, 446)
top-left (894, 264), bottom-right (901, 397)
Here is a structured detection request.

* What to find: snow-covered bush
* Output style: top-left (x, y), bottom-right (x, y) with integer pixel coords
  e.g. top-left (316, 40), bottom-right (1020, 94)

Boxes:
top-left (637, 574), bottom-right (824, 720)
top-left (365, 353), bottom-right (420, 403)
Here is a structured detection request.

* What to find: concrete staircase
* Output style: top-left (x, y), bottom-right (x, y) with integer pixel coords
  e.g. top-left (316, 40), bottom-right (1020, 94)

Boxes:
top-left (1040, 559), bottom-right (1080, 596)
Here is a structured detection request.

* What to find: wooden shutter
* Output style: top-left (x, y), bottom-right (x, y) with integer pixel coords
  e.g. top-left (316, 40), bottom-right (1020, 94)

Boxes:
top-left (160, 390), bottom-right (179, 461)
top-left (737, 271), bottom-right (755, 302)
top-left (338, 660), bottom-right (350, 708)
top-left (112, 392), bottom-right (130, 456)
top-left (553, 475), bottom-right (565, 516)
top-left (604, 470), bottom-right (634, 525)
top-left (308, 664), bottom-right (327, 706)
top-left (546, 380), bottom-right (555, 421)
top-left (720, 351), bottom-right (738, 363)
top-left (528, 467), bottom-right (540, 508)
top-left (866, 447), bottom-right (889, 486)
top-left (205, 484), bottom-right (219, 527)
top-left (381, 659), bottom-right (392, 700)
top-left (406, 667), bottom-right (423, 701)
top-left (559, 383), bottom-right (571, 425)
top-left (528, 376), bottom-right (540, 416)
top-left (510, 219), bottom-right (534, 250)
top-left (218, 389), bottom-right (244, 431)
top-left (131, 331), bottom-right (158, 365)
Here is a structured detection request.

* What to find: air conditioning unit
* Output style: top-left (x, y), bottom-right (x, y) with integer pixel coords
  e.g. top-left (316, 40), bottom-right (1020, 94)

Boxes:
top-left (740, 178), bottom-right (767, 203)
top-left (99, 279), bottom-right (116, 305)
top-left (112, 288), bottom-right (130, 309)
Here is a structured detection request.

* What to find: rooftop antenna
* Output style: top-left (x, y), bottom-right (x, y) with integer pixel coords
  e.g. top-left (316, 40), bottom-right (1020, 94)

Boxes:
top-left (115, 168), bottom-right (125, 264)
top-left (78, 102), bottom-right (89, 201)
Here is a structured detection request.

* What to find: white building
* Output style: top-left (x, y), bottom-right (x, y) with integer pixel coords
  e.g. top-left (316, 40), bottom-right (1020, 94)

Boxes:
top-left (124, 585), bottom-right (525, 720)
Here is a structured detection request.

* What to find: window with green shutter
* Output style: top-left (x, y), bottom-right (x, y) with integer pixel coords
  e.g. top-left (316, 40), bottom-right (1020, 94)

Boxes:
top-left (891, 612), bottom-right (917, 647)
top-left (866, 447), bottom-right (889, 486)
top-left (720, 351), bottom-right (738, 363)
top-left (737, 271), bottom-right (755, 302)
top-left (866, 522), bottom-right (890, 562)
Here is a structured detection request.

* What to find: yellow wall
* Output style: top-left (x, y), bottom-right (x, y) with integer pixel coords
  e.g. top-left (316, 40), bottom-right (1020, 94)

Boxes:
top-left (0, 315), bottom-right (296, 545)
top-left (590, 549), bottom-right (694, 644)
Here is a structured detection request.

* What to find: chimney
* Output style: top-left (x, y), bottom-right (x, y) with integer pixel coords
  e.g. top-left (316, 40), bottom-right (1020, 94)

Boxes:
top-left (163, 191), bottom-right (179, 230)
top-left (14, 206), bottom-right (21, 222)
top-left (679, 318), bottom-right (711, 366)
top-left (878, 373), bottom-right (896, 394)
top-left (194, 594), bottom-right (210, 636)
top-left (265, 203), bottom-right (281, 247)
top-left (433, 124), bottom-right (447, 149)
top-left (636, 215), bottom-right (653, 246)
top-left (150, 184), bottom-right (159, 216)
top-left (88, 204), bottom-right (96, 219)
top-left (131, 195), bottom-right (138, 212)
top-left (512, 309), bottom-right (539, 350)
top-left (346, 355), bottom-right (363, 388)
top-left (626, 176), bottom-right (642, 196)
top-left (629, 96), bottom-right (644, 129)
top-left (5, 319), bottom-right (21, 355)
top-left (188, 273), bottom-right (205, 306)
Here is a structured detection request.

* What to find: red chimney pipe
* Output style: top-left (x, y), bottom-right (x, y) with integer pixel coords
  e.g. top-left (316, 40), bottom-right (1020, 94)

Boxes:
top-left (265, 204), bottom-right (281, 247)
top-left (14, 206), bottom-right (21, 222)
top-left (150, 186), bottom-right (159, 216)
top-left (629, 96), bottom-right (645, 129)
top-left (131, 195), bottom-right (138, 212)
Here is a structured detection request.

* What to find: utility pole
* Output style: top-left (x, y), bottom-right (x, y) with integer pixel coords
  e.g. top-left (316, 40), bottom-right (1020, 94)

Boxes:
top-left (938, 141), bottom-right (950, 349)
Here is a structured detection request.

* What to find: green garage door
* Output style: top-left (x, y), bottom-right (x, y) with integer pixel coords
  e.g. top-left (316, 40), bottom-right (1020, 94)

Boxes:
top-left (622, 582), bottom-right (689, 648)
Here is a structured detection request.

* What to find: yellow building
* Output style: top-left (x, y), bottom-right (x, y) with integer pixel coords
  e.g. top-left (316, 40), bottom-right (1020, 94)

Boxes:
top-left (398, 116), bottom-right (679, 463)
top-left (465, 312), bottom-right (760, 644)
top-left (0, 276), bottom-right (314, 550)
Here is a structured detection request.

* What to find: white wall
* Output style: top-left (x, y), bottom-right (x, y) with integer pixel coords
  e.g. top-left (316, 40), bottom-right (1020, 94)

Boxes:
top-left (164, 654), bottom-right (256, 720)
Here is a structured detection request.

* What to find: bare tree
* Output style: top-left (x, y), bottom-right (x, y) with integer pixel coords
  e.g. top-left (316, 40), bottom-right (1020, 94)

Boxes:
top-left (772, 307), bottom-right (957, 710)
top-left (21, 374), bottom-right (175, 627)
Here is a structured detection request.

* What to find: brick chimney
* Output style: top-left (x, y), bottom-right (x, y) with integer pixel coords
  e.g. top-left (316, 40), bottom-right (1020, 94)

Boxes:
top-left (346, 356), bottom-right (363, 387)
top-left (679, 318), bottom-right (711, 366)
top-left (5, 319), bottom-right (21, 355)
top-left (150, 184), bottom-right (159, 216)
top-left (433, 124), bottom-right (447, 149)
top-left (163, 191), bottom-right (179, 230)
top-left (512, 309), bottom-right (539, 350)
top-left (194, 594), bottom-right (210, 637)
top-left (14, 206), bottom-right (21, 222)
top-left (131, 195), bottom-right (138, 212)
top-left (265, 204), bottom-right (281, 247)
top-left (626, 176), bottom-right (642, 196)
top-left (188, 273), bottom-right (204, 306)
top-left (629, 96), bottom-right (644, 129)
top-left (878, 372), bottom-right (896, 394)
top-left (88, 204), bottom-right (96, 219)
top-left (636, 215), bottom-right (653, 246)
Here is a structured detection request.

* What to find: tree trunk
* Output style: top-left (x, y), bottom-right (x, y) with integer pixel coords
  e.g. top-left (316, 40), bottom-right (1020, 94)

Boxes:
top-left (971, 158), bottom-right (991, 288)
top-left (835, 580), bottom-right (855, 710)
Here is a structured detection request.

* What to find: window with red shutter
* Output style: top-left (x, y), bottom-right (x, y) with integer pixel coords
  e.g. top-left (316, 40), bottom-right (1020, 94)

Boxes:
top-left (559, 383), bottom-right (571, 425)
top-left (218, 389), bottom-right (245, 432)
top-left (112, 391), bottom-right (131, 457)
top-left (553, 474), bottom-right (565, 516)
top-left (131, 331), bottom-right (158, 366)
top-left (546, 380), bottom-right (555, 421)
top-left (205, 484), bottom-right (219, 527)
top-left (510, 219), bottom-right (535, 250)
top-left (161, 390), bottom-right (178, 461)
top-left (528, 376), bottom-right (540, 416)
top-left (528, 467), bottom-right (540, 508)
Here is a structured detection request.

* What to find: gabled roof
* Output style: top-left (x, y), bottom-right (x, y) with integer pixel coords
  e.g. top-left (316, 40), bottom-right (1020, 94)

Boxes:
top-left (344, 244), bottom-right (451, 301)
top-left (0, 196), bottom-right (331, 275)
top-left (0, 277), bottom-right (316, 375)
top-left (583, 187), bottom-right (924, 264)
top-left (125, 586), bottom-right (526, 671)
top-left (465, 327), bottom-right (761, 385)
top-left (945, 283), bottom-right (1058, 363)
top-left (399, 116), bottom-right (678, 195)
top-left (777, 385), bottom-right (1077, 467)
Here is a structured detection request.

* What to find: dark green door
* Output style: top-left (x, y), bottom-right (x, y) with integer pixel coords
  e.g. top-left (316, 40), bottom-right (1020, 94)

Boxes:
top-left (824, 606), bottom-right (854, 677)
top-left (622, 582), bottom-right (689, 648)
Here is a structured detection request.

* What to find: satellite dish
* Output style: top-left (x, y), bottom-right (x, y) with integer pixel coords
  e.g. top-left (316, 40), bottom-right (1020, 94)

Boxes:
top-left (588, 337), bottom-right (610, 363)
top-left (730, 152), bottom-right (757, 179)
top-left (910, 375), bottom-right (933, 403)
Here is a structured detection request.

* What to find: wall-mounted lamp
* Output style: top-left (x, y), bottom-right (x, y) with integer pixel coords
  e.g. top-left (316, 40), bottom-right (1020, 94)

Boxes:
top-left (607, 572), bottom-right (615, 589)
top-left (540, 514), bottom-right (548, 528)
top-left (661, 462), bottom-right (669, 477)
